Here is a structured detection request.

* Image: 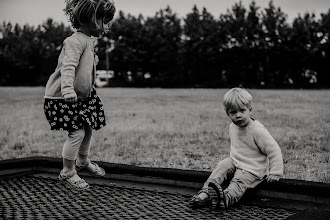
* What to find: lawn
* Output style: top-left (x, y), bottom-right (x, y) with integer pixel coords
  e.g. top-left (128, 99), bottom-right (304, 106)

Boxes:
top-left (0, 87), bottom-right (329, 183)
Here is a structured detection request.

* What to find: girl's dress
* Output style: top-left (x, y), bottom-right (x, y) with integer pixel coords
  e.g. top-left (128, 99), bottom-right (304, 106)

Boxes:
top-left (44, 88), bottom-right (106, 132)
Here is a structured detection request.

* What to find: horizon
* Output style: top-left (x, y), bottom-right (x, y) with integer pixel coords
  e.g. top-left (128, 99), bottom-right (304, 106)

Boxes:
top-left (0, 0), bottom-right (329, 27)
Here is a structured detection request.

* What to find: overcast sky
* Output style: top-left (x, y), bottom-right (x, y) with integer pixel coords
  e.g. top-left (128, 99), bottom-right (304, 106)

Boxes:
top-left (0, 0), bottom-right (329, 27)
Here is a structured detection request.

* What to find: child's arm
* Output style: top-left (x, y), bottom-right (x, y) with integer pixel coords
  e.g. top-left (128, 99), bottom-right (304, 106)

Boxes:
top-left (253, 125), bottom-right (284, 179)
top-left (61, 37), bottom-right (84, 100)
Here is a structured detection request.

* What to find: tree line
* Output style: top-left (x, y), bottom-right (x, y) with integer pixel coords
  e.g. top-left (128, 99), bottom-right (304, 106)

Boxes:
top-left (1, 1), bottom-right (330, 88)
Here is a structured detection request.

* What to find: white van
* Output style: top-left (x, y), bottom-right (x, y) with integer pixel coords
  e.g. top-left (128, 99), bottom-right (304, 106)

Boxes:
top-left (95, 70), bottom-right (114, 87)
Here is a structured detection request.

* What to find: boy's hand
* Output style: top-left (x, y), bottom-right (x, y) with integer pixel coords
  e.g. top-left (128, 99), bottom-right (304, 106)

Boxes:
top-left (266, 174), bottom-right (280, 183)
top-left (64, 93), bottom-right (77, 102)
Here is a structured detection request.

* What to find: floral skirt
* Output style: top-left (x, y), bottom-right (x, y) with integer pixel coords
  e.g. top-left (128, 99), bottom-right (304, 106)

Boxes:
top-left (44, 89), bottom-right (106, 132)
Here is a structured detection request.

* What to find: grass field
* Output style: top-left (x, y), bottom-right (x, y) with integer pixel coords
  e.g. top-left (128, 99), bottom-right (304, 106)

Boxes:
top-left (0, 87), bottom-right (329, 183)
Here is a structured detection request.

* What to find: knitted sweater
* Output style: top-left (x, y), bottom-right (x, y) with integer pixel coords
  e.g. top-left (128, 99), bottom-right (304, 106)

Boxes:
top-left (229, 120), bottom-right (283, 179)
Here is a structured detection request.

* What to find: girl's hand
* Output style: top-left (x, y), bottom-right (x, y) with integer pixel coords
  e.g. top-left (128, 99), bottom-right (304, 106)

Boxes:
top-left (95, 55), bottom-right (99, 65)
top-left (266, 174), bottom-right (280, 183)
top-left (64, 93), bottom-right (77, 102)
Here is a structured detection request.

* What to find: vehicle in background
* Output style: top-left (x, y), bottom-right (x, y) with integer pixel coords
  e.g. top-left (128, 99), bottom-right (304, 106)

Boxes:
top-left (95, 70), bottom-right (114, 87)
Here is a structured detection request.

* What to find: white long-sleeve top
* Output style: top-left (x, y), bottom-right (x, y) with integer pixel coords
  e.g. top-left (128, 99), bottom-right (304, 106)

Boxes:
top-left (44, 32), bottom-right (97, 99)
top-left (229, 120), bottom-right (284, 179)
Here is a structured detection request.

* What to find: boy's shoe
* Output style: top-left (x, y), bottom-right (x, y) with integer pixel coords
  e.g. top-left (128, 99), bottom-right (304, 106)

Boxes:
top-left (208, 181), bottom-right (227, 210)
top-left (75, 159), bottom-right (105, 177)
top-left (189, 194), bottom-right (212, 209)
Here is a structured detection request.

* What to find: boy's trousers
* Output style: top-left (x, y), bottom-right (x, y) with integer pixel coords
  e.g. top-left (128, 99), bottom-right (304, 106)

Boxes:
top-left (202, 157), bottom-right (264, 207)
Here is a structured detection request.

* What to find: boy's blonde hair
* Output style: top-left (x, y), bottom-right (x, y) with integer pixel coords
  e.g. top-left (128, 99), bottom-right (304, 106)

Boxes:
top-left (64, 0), bottom-right (116, 31)
top-left (223, 88), bottom-right (253, 112)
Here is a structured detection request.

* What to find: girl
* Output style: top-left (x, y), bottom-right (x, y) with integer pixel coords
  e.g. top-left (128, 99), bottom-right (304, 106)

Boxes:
top-left (43, 0), bottom-right (116, 190)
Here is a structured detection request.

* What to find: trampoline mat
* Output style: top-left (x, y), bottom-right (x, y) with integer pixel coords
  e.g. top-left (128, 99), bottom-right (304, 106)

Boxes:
top-left (0, 175), bottom-right (296, 219)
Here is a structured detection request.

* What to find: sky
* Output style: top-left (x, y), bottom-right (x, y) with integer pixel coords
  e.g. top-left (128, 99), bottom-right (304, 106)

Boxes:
top-left (0, 0), bottom-right (329, 27)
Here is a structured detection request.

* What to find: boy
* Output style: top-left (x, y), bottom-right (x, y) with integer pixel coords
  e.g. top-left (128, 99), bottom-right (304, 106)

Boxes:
top-left (190, 87), bottom-right (283, 209)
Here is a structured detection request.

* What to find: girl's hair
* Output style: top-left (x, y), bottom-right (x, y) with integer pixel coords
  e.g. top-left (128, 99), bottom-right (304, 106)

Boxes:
top-left (64, 0), bottom-right (116, 31)
top-left (223, 88), bottom-right (253, 112)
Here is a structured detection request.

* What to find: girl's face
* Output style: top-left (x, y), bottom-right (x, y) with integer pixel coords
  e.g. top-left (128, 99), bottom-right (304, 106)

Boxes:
top-left (227, 105), bottom-right (252, 127)
top-left (88, 22), bottom-right (104, 37)
top-left (87, 19), bottom-right (113, 36)
top-left (102, 19), bottom-right (114, 33)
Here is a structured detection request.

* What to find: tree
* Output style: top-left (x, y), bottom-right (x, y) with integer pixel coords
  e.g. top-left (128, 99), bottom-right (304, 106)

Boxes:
top-left (102, 11), bottom-right (146, 86)
top-left (182, 5), bottom-right (220, 87)
top-left (218, 1), bottom-right (261, 87)
top-left (0, 2), bottom-right (329, 88)
top-left (260, 0), bottom-right (290, 87)
top-left (0, 19), bottom-right (72, 85)
top-left (290, 13), bottom-right (320, 87)
top-left (316, 9), bottom-right (330, 87)
top-left (142, 6), bottom-right (182, 87)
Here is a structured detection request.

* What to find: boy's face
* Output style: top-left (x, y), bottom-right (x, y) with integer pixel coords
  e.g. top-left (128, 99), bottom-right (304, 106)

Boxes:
top-left (227, 105), bottom-right (252, 127)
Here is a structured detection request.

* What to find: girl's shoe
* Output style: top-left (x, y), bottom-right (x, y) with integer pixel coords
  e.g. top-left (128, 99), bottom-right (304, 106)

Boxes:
top-left (208, 181), bottom-right (227, 209)
top-left (58, 170), bottom-right (89, 191)
top-left (75, 159), bottom-right (105, 177)
top-left (189, 193), bottom-right (212, 209)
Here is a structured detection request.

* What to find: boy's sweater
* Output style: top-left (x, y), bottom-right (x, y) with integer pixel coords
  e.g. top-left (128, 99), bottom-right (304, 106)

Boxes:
top-left (229, 120), bottom-right (283, 179)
